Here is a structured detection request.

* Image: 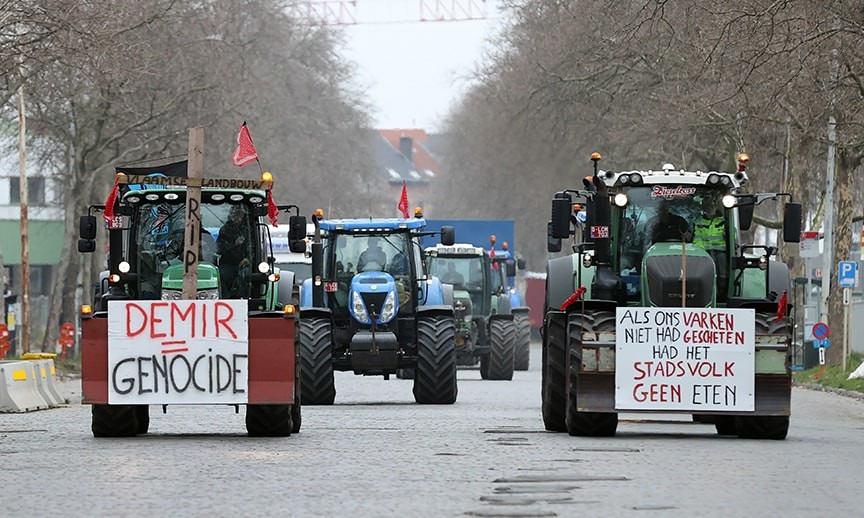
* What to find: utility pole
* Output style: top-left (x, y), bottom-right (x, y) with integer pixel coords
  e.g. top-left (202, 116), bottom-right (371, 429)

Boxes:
top-left (17, 80), bottom-right (30, 354)
top-left (182, 128), bottom-right (204, 300)
top-left (820, 48), bottom-right (839, 325)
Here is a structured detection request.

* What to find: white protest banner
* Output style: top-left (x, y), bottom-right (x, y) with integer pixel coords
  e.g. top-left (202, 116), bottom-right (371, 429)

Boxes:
top-left (107, 300), bottom-right (248, 405)
top-left (614, 307), bottom-right (755, 412)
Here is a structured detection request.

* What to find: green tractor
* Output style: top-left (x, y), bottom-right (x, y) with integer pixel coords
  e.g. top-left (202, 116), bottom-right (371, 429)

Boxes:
top-left (425, 243), bottom-right (530, 380)
top-left (542, 154), bottom-right (801, 439)
top-left (78, 172), bottom-right (308, 437)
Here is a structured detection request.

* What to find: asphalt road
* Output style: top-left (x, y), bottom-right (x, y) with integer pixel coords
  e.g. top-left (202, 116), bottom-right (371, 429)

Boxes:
top-left (2, 345), bottom-right (862, 517)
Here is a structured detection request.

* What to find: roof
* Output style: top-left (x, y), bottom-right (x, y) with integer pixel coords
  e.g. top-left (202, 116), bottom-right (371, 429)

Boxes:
top-left (372, 129), bottom-right (444, 185)
top-left (319, 217), bottom-right (427, 232)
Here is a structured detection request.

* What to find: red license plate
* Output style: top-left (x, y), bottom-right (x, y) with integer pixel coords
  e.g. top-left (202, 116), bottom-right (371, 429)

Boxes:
top-left (324, 282), bottom-right (338, 293)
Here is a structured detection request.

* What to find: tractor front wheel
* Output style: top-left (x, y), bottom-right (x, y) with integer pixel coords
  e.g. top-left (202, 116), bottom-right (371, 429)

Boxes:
top-left (541, 312), bottom-right (567, 432)
top-left (735, 416), bottom-right (789, 440)
top-left (246, 405), bottom-right (293, 436)
top-left (135, 406), bottom-right (150, 435)
top-left (298, 317), bottom-right (336, 405)
top-left (481, 319), bottom-right (515, 380)
top-left (565, 348), bottom-right (618, 437)
top-left (413, 316), bottom-right (458, 404)
top-left (91, 404), bottom-right (139, 437)
top-left (513, 313), bottom-right (531, 371)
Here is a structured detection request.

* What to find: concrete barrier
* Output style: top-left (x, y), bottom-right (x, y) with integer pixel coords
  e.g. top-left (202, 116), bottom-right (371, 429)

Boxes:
top-left (31, 359), bottom-right (65, 406)
top-left (0, 361), bottom-right (51, 412)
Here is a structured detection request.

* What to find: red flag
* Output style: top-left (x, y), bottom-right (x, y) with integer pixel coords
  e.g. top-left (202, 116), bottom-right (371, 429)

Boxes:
top-left (232, 122), bottom-right (259, 167)
top-left (397, 180), bottom-right (409, 218)
top-left (102, 176), bottom-right (120, 224)
top-left (776, 290), bottom-right (788, 320)
top-left (266, 188), bottom-right (279, 226)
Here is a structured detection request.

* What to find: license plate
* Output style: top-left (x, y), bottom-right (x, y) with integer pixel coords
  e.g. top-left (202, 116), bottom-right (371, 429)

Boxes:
top-left (324, 282), bottom-right (338, 293)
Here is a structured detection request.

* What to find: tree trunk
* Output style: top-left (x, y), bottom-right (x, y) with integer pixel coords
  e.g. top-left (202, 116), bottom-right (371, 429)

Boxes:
top-left (826, 150), bottom-right (861, 365)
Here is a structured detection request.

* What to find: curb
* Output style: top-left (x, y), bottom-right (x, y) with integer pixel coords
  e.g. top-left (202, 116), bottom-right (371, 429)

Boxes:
top-left (793, 381), bottom-right (864, 402)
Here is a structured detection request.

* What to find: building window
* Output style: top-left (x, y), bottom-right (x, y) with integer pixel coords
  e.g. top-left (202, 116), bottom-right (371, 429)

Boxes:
top-left (9, 176), bottom-right (46, 205)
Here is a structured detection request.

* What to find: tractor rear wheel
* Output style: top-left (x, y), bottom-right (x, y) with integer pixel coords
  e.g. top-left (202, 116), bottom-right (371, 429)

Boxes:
top-left (481, 319), bottom-right (515, 380)
top-left (413, 316), bottom-right (458, 404)
top-left (246, 404), bottom-right (293, 437)
top-left (565, 311), bottom-right (617, 437)
top-left (714, 416), bottom-right (736, 436)
top-left (513, 313), bottom-right (531, 371)
top-left (541, 312), bottom-right (567, 432)
top-left (91, 404), bottom-right (139, 437)
top-left (298, 317), bottom-right (336, 405)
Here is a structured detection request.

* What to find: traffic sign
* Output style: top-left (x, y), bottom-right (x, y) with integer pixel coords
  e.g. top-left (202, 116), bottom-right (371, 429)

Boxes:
top-left (812, 338), bottom-right (831, 349)
top-left (812, 321), bottom-right (830, 340)
top-left (800, 231), bottom-right (820, 258)
top-left (838, 260), bottom-right (858, 288)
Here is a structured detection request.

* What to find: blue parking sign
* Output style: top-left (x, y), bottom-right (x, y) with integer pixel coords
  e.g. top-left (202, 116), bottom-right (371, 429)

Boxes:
top-left (838, 261), bottom-right (858, 288)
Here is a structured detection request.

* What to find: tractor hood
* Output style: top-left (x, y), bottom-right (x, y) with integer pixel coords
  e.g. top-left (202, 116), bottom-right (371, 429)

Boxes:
top-left (640, 243), bottom-right (716, 308)
top-left (160, 263), bottom-right (220, 300)
top-left (349, 271), bottom-right (399, 325)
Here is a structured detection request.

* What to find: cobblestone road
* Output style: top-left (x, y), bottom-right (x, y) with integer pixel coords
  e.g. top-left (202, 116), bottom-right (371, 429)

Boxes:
top-left (2, 345), bottom-right (862, 517)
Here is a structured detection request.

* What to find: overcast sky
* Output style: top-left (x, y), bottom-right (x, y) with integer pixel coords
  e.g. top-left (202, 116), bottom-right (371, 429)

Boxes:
top-left (336, 0), bottom-right (506, 131)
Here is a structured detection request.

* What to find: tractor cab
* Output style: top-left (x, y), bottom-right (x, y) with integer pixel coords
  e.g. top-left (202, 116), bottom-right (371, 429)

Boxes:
top-left (80, 179), bottom-right (307, 312)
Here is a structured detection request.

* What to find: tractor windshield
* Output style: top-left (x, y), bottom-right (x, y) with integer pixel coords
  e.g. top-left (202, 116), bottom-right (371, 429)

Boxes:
top-left (617, 185), bottom-right (729, 297)
top-left (428, 256), bottom-right (484, 291)
top-left (134, 201), bottom-right (255, 298)
top-left (327, 232), bottom-right (414, 312)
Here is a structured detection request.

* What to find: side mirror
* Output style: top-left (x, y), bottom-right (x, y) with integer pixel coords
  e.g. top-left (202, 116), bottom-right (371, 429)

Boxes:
top-left (288, 215), bottom-right (307, 253)
top-left (782, 202), bottom-right (802, 243)
top-left (516, 257), bottom-right (526, 270)
top-left (79, 215), bottom-right (97, 240)
top-left (506, 259), bottom-right (516, 277)
top-left (550, 192), bottom-right (572, 239)
top-left (547, 221), bottom-right (562, 253)
top-left (736, 195), bottom-right (756, 231)
top-left (78, 239), bottom-right (96, 253)
top-left (440, 225), bottom-right (455, 246)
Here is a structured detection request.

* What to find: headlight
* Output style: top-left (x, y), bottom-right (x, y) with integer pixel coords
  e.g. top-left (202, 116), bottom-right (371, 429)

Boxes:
top-left (351, 290), bottom-right (369, 324)
top-left (582, 254), bottom-right (593, 268)
top-left (758, 255), bottom-right (768, 271)
top-left (379, 291), bottom-right (397, 323)
top-left (118, 261), bottom-right (131, 273)
top-left (258, 261), bottom-right (270, 273)
top-left (197, 289), bottom-right (219, 300)
top-left (722, 195), bottom-right (736, 209)
top-left (614, 193), bottom-right (628, 207)
top-left (161, 289), bottom-right (182, 301)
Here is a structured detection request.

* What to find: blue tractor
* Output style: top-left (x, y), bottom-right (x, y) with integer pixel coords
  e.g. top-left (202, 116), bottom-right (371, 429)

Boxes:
top-left (487, 246), bottom-right (532, 371)
top-left (298, 214), bottom-right (458, 404)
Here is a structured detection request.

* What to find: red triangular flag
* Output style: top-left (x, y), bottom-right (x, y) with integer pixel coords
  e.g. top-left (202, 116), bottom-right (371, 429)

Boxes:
top-left (103, 176), bottom-right (120, 224)
top-left (266, 188), bottom-right (279, 226)
top-left (397, 180), bottom-right (409, 218)
top-left (233, 122), bottom-right (259, 167)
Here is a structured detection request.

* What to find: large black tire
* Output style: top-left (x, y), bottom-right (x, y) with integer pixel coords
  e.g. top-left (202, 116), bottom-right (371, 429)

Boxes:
top-left (565, 311), bottom-right (617, 437)
top-left (413, 316), bottom-right (458, 404)
top-left (735, 415), bottom-right (789, 440)
top-left (92, 404), bottom-right (138, 437)
top-left (481, 319), bottom-right (515, 380)
top-left (135, 406), bottom-right (150, 435)
top-left (298, 317), bottom-right (336, 405)
top-left (541, 312), bottom-right (567, 432)
top-left (246, 405), bottom-right (293, 436)
top-left (714, 416), bottom-right (736, 435)
top-left (733, 313), bottom-right (790, 440)
top-left (513, 313), bottom-right (531, 371)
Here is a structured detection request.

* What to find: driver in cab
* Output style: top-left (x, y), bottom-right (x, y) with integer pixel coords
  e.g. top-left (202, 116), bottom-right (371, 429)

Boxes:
top-left (217, 205), bottom-right (250, 298)
top-left (358, 237), bottom-right (387, 272)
